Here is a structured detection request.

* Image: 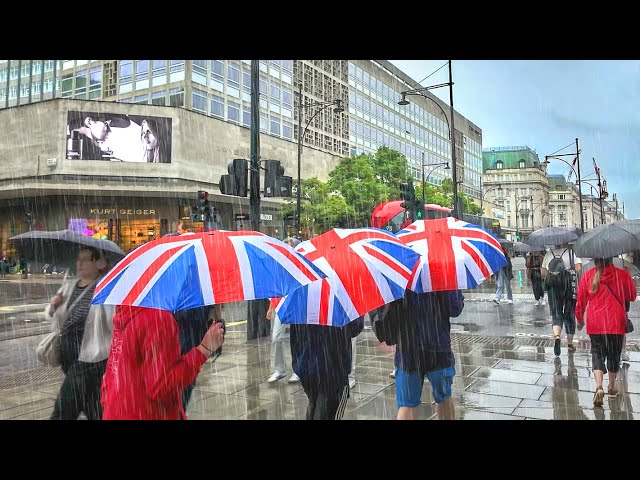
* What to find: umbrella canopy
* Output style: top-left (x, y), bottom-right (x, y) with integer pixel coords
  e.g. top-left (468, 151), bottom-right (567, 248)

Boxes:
top-left (275, 228), bottom-right (421, 327)
top-left (524, 226), bottom-right (581, 247)
top-left (573, 219), bottom-right (640, 259)
top-left (582, 257), bottom-right (640, 276)
top-left (91, 230), bottom-right (326, 311)
top-left (513, 242), bottom-right (545, 254)
top-left (10, 229), bottom-right (126, 267)
top-left (396, 218), bottom-right (507, 292)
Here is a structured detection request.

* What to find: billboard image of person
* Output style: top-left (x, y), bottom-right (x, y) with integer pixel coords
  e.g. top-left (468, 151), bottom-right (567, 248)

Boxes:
top-left (66, 111), bottom-right (172, 163)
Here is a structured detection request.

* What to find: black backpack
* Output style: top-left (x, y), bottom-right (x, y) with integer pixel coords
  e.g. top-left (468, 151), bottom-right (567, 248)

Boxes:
top-left (371, 298), bottom-right (409, 346)
top-left (546, 250), bottom-right (569, 289)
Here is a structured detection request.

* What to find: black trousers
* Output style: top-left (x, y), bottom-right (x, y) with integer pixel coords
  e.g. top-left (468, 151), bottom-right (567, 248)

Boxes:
top-left (51, 359), bottom-right (107, 420)
top-left (302, 382), bottom-right (350, 420)
top-left (531, 270), bottom-right (544, 301)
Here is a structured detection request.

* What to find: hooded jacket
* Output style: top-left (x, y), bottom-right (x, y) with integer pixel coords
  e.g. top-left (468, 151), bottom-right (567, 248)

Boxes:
top-left (101, 306), bottom-right (207, 420)
top-left (575, 265), bottom-right (637, 335)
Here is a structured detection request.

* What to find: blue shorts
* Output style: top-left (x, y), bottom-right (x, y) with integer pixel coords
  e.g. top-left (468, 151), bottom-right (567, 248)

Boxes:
top-left (396, 365), bottom-right (456, 406)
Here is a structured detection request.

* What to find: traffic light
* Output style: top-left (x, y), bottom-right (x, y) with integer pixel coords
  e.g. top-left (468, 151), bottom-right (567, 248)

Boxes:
top-left (219, 159), bottom-right (248, 197)
top-left (197, 190), bottom-right (211, 219)
top-left (263, 160), bottom-right (293, 197)
top-left (400, 182), bottom-right (416, 220)
top-left (414, 198), bottom-right (425, 220)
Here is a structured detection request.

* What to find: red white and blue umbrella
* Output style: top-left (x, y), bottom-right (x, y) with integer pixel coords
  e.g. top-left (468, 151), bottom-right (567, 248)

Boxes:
top-left (91, 230), bottom-right (326, 311)
top-left (275, 228), bottom-right (421, 327)
top-left (397, 218), bottom-right (506, 292)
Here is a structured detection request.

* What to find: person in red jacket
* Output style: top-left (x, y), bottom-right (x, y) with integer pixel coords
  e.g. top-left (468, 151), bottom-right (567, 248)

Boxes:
top-left (101, 305), bottom-right (224, 420)
top-left (575, 257), bottom-right (637, 408)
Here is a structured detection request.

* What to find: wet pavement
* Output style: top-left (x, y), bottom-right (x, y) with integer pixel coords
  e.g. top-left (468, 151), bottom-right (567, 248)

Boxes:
top-left (1, 319), bottom-right (637, 420)
top-left (1, 261), bottom-right (639, 420)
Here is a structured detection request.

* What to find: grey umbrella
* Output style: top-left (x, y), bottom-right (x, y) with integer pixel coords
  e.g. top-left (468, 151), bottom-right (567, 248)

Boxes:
top-left (582, 257), bottom-right (640, 276)
top-left (10, 229), bottom-right (126, 267)
top-left (513, 241), bottom-right (545, 254)
top-left (573, 219), bottom-right (640, 259)
top-left (524, 226), bottom-right (581, 247)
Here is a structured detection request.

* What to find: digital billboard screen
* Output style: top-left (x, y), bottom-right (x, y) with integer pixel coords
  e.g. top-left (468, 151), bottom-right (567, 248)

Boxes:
top-left (66, 110), bottom-right (172, 163)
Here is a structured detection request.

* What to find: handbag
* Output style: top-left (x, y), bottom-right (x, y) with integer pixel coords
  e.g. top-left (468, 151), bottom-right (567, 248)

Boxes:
top-left (36, 278), bottom-right (97, 367)
top-left (603, 282), bottom-right (634, 333)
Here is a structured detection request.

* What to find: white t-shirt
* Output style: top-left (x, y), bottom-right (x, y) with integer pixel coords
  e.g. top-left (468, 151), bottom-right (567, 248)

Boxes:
top-left (542, 248), bottom-right (582, 271)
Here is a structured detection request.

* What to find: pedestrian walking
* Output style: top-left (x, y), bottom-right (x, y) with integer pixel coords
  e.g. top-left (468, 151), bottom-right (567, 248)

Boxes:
top-left (493, 244), bottom-right (513, 305)
top-left (393, 289), bottom-right (465, 420)
top-left (48, 247), bottom-right (115, 420)
top-left (575, 257), bottom-right (636, 407)
top-left (101, 305), bottom-right (224, 420)
top-left (542, 243), bottom-right (582, 355)
top-left (526, 250), bottom-right (546, 305)
top-left (173, 304), bottom-right (224, 411)
top-left (289, 316), bottom-right (364, 420)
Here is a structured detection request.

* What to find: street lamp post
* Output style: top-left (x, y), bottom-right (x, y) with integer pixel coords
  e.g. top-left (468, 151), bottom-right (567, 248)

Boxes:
top-left (480, 184), bottom-right (503, 211)
top-left (420, 151), bottom-right (449, 206)
top-left (544, 138), bottom-right (584, 233)
top-left (515, 195), bottom-right (532, 241)
top-left (295, 83), bottom-right (343, 237)
top-left (398, 60), bottom-right (460, 217)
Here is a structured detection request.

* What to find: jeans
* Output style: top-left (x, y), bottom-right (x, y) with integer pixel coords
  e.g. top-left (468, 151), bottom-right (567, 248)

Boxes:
top-left (496, 269), bottom-right (513, 301)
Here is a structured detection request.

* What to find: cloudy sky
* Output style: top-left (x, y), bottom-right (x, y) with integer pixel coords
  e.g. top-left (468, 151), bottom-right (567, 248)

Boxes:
top-left (390, 60), bottom-right (640, 219)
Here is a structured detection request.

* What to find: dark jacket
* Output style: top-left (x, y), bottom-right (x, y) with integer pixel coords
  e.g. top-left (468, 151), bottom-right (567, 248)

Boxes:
top-left (290, 316), bottom-right (364, 391)
top-left (395, 290), bottom-right (464, 371)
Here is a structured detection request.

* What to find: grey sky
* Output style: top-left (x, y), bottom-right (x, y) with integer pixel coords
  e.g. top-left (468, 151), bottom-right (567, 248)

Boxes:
top-left (390, 60), bottom-right (640, 219)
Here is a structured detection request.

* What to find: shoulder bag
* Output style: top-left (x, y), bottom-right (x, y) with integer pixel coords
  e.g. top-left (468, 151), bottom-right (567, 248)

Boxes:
top-left (603, 282), bottom-right (634, 333)
top-left (36, 278), bottom-right (97, 367)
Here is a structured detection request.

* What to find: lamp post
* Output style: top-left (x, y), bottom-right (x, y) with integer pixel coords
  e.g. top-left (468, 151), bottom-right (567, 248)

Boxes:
top-left (295, 83), bottom-right (343, 237)
top-left (581, 179), bottom-right (606, 225)
top-left (480, 184), bottom-right (503, 211)
top-left (420, 151), bottom-right (449, 206)
top-left (515, 195), bottom-right (532, 241)
top-left (544, 138), bottom-right (584, 233)
top-left (398, 60), bottom-right (460, 217)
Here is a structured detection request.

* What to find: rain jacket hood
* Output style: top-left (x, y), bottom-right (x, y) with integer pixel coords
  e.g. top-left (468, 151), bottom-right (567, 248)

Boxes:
top-left (101, 305), bottom-right (207, 420)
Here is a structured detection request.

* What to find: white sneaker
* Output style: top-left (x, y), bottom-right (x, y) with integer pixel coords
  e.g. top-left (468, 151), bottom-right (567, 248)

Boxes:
top-left (348, 377), bottom-right (356, 389)
top-left (267, 371), bottom-right (286, 383)
top-left (389, 369), bottom-right (396, 379)
top-left (534, 300), bottom-right (540, 306)
top-left (541, 299), bottom-right (546, 306)
top-left (506, 299), bottom-right (513, 304)
top-left (288, 373), bottom-right (300, 383)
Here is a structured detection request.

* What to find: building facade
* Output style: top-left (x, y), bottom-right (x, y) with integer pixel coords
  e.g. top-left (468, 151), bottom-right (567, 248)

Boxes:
top-left (482, 146), bottom-right (550, 240)
top-left (0, 60), bottom-right (486, 258)
top-left (547, 174), bottom-right (581, 229)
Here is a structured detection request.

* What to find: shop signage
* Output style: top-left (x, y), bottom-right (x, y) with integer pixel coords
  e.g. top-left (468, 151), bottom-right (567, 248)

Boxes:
top-left (90, 209), bottom-right (156, 216)
top-left (260, 213), bottom-right (273, 221)
top-left (235, 213), bottom-right (250, 220)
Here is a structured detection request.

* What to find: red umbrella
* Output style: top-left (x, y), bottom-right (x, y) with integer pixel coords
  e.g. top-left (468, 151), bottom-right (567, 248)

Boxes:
top-left (275, 228), bottom-right (420, 326)
top-left (397, 218), bottom-right (507, 292)
top-left (92, 230), bottom-right (326, 311)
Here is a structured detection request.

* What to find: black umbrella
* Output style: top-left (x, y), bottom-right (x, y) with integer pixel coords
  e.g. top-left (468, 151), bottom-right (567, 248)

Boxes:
top-left (513, 241), bottom-right (545, 254)
top-left (582, 257), bottom-right (640, 276)
top-left (10, 229), bottom-right (126, 267)
top-left (524, 227), bottom-right (581, 247)
top-left (573, 219), bottom-right (640, 259)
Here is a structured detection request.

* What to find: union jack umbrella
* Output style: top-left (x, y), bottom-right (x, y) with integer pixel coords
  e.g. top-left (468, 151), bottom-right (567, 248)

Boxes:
top-left (397, 218), bottom-right (507, 292)
top-left (91, 230), bottom-right (326, 311)
top-left (275, 228), bottom-right (421, 327)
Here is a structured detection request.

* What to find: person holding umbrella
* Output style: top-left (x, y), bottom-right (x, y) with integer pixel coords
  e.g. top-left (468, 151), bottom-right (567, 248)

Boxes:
top-left (48, 247), bottom-right (115, 420)
top-left (541, 243), bottom-right (582, 356)
top-left (526, 249), bottom-right (546, 306)
top-left (575, 257), bottom-right (637, 407)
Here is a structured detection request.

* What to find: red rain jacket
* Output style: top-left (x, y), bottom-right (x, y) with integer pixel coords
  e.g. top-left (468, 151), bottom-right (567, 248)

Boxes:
top-left (101, 305), bottom-right (207, 420)
top-left (575, 265), bottom-right (637, 335)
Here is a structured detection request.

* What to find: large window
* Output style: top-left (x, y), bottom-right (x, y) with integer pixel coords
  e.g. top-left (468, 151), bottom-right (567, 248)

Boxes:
top-left (151, 90), bottom-right (166, 106)
top-left (169, 87), bottom-right (184, 107)
top-left (192, 87), bottom-right (207, 113)
top-left (210, 94), bottom-right (224, 118)
top-left (227, 100), bottom-right (240, 123)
